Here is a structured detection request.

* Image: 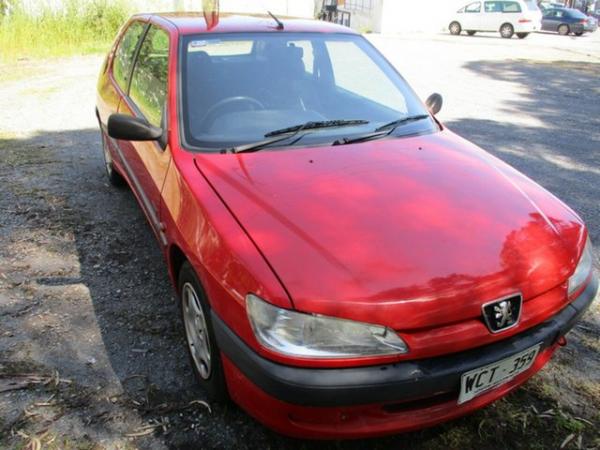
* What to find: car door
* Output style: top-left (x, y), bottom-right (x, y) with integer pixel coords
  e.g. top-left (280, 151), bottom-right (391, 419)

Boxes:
top-left (483, 1), bottom-right (503, 31)
top-left (462, 1), bottom-right (483, 29)
top-left (117, 24), bottom-right (172, 246)
top-left (542, 9), bottom-right (559, 31)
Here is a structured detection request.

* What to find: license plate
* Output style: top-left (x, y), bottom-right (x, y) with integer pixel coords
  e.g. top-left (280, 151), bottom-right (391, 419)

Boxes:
top-left (458, 344), bottom-right (541, 405)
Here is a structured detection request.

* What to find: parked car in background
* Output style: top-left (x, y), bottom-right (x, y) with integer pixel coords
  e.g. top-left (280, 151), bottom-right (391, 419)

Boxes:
top-left (541, 7), bottom-right (594, 35)
top-left (450, 0), bottom-right (542, 38)
top-left (538, 1), bottom-right (566, 12)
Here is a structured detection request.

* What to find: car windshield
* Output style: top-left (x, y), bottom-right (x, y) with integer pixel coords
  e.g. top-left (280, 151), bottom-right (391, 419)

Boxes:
top-left (180, 32), bottom-right (437, 152)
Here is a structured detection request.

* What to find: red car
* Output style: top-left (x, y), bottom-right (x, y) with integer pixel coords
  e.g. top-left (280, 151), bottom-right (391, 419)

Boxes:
top-left (96, 12), bottom-right (598, 439)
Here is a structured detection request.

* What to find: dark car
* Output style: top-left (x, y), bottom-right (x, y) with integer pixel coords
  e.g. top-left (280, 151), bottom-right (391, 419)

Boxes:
top-left (542, 7), bottom-right (593, 35)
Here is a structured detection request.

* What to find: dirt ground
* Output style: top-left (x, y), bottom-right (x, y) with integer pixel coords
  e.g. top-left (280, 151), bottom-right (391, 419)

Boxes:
top-left (1, 31), bottom-right (599, 450)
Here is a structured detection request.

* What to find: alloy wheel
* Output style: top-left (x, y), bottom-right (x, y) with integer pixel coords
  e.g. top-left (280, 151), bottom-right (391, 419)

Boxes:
top-left (182, 282), bottom-right (212, 379)
top-left (449, 22), bottom-right (461, 35)
top-left (500, 24), bottom-right (514, 38)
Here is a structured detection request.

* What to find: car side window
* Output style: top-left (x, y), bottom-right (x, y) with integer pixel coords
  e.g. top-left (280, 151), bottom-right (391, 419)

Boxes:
top-left (555, 10), bottom-right (564, 18)
top-left (113, 21), bottom-right (146, 93)
top-left (465, 2), bottom-right (482, 12)
top-left (129, 25), bottom-right (170, 128)
top-left (485, 2), bottom-right (502, 13)
top-left (502, 1), bottom-right (522, 13)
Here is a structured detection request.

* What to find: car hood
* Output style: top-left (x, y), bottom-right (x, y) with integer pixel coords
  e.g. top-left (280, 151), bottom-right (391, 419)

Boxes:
top-left (194, 130), bottom-right (585, 330)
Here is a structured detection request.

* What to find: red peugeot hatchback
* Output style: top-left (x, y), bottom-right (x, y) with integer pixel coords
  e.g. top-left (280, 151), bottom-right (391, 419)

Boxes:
top-left (96, 12), bottom-right (598, 439)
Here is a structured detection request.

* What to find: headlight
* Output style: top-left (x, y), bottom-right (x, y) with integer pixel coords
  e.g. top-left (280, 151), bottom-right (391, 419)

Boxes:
top-left (568, 238), bottom-right (594, 296)
top-left (246, 294), bottom-right (408, 358)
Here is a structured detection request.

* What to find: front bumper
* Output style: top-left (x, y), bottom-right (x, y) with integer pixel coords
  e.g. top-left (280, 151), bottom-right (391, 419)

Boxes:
top-left (214, 275), bottom-right (598, 438)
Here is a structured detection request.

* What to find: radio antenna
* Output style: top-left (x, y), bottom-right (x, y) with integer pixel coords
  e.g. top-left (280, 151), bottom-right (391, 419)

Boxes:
top-left (267, 11), bottom-right (284, 30)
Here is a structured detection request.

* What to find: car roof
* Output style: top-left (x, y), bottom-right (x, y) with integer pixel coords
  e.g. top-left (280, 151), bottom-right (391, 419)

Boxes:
top-left (135, 12), bottom-right (356, 35)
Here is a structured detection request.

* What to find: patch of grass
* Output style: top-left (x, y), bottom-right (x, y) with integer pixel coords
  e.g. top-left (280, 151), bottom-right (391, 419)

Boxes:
top-left (0, 0), bottom-right (130, 63)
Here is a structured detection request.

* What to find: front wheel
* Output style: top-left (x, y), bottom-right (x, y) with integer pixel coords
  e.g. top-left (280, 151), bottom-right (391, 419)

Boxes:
top-left (500, 23), bottom-right (515, 38)
top-left (449, 21), bottom-right (462, 35)
top-left (574, 31), bottom-right (584, 36)
top-left (516, 32), bottom-right (529, 39)
top-left (179, 262), bottom-right (228, 402)
top-left (467, 30), bottom-right (477, 36)
top-left (558, 24), bottom-right (570, 35)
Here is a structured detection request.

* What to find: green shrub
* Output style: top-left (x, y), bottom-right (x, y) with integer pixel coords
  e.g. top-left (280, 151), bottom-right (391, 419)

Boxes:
top-left (0, 0), bottom-right (131, 62)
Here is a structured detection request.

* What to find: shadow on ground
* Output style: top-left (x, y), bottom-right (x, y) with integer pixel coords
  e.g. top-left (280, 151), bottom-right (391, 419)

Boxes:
top-left (447, 60), bottom-right (600, 244)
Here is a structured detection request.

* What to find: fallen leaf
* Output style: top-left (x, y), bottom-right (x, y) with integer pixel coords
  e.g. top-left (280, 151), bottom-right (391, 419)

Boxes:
top-left (560, 433), bottom-right (575, 449)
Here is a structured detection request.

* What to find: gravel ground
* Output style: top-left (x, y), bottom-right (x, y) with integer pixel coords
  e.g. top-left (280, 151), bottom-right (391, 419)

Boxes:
top-left (0, 31), bottom-right (599, 450)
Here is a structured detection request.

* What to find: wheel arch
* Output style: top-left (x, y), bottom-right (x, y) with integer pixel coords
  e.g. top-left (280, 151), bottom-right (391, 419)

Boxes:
top-left (169, 243), bottom-right (188, 294)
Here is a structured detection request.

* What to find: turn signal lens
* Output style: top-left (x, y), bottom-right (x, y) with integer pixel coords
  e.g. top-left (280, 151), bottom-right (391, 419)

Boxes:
top-left (568, 238), bottom-right (594, 297)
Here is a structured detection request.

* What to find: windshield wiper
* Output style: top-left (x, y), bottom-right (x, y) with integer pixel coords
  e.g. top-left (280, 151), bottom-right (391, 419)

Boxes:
top-left (226, 119), bottom-right (370, 154)
top-left (374, 114), bottom-right (430, 132)
top-left (264, 120), bottom-right (369, 138)
top-left (332, 115), bottom-right (430, 147)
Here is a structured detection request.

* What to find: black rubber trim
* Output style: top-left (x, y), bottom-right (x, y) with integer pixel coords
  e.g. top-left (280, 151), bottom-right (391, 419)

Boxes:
top-left (212, 274), bottom-right (598, 407)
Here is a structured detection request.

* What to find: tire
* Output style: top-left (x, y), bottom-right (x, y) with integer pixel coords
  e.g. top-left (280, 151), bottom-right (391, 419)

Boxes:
top-left (178, 262), bottom-right (228, 402)
top-left (100, 130), bottom-right (126, 187)
top-left (558, 24), bottom-right (570, 35)
top-left (449, 21), bottom-right (462, 35)
top-left (467, 30), bottom-right (477, 36)
top-left (516, 32), bottom-right (529, 39)
top-left (500, 23), bottom-right (514, 38)
top-left (574, 31), bottom-right (584, 36)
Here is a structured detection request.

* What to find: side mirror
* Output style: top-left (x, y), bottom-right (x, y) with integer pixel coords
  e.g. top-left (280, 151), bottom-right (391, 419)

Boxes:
top-left (108, 114), bottom-right (163, 142)
top-left (425, 93), bottom-right (443, 116)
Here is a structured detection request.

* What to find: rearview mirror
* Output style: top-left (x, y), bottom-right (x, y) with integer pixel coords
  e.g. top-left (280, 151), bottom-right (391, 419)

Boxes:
top-left (425, 93), bottom-right (443, 116)
top-left (108, 114), bottom-right (163, 142)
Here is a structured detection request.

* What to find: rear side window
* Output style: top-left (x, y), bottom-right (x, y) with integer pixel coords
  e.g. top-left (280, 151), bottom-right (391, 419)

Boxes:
top-left (502, 1), bottom-right (522, 12)
top-left (113, 21), bottom-right (146, 92)
top-left (485, 2), bottom-right (502, 12)
top-left (129, 25), bottom-right (170, 127)
top-left (567, 9), bottom-right (587, 19)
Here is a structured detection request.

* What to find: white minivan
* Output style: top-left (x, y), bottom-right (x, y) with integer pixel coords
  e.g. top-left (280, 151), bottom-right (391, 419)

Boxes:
top-left (449, 0), bottom-right (543, 38)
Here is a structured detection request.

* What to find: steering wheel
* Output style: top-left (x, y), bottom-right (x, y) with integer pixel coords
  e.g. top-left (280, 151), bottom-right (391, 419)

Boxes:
top-left (200, 96), bottom-right (265, 129)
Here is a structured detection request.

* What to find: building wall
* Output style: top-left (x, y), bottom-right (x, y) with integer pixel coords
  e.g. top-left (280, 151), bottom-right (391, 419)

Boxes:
top-left (219, 0), bottom-right (315, 18)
